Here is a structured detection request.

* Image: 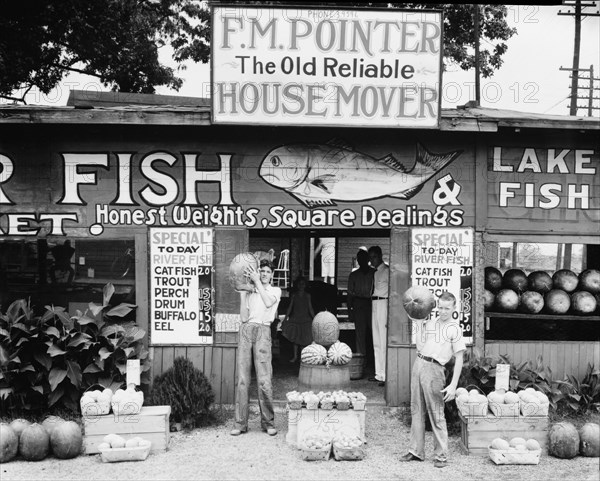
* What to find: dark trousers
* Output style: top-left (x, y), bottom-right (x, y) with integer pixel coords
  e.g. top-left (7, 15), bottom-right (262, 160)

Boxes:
top-left (351, 298), bottom-right (372, 356)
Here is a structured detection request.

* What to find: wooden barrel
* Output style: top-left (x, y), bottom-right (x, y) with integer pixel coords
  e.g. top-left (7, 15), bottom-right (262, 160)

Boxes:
top-left (348, 353), bottom-right (365, 380)
top-left (298, 363), bottom-right (351, 392)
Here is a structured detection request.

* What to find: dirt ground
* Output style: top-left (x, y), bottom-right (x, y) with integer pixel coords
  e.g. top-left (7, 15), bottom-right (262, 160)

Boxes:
top-left (3, 405), bottom-right (599, 481)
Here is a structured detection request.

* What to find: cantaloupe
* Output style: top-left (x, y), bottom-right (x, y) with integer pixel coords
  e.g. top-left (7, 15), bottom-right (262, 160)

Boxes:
top-left (491, 438), bottom-right (510, 450)
top-left (509, 437), bottom-right (527, 447)
top-left (526, 439), bottom-right (541, 451)
top-left (455, 387), bottom-right (468, 397)
top-left (41, 415), bottom-right (65, 436)
top-left (125, 438), bottom-right (140, 448)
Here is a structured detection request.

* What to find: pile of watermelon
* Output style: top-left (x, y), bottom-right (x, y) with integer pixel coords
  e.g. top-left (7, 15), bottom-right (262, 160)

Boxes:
top-left (0, 416), bottom-right (83, 463)
top-left (484, 267), bottom-right (600, 315)
top-left (301, 312), bottom-right (353, 366)
top-left (548, 422), bottom-right (599, 459)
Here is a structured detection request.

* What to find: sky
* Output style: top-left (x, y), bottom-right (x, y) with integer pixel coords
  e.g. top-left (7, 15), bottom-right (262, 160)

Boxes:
top-left (15, 3), bottom-right (600, 117)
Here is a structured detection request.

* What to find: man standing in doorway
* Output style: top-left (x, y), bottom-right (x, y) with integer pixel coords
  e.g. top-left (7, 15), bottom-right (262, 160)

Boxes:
top-left (347, 248), bottom-right (374, 359)
top-left (231, 260), bottom-right (282, 437)
top-left (368, 245), bottom-right (388, 387)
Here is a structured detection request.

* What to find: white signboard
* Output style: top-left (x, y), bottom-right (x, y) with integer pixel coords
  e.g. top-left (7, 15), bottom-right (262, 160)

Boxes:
top-left (411, 228), bottom-right (474, 344)
top-left (126, 359), bottom-right (141, 387)
top-left (149, 228), bottom-right (214, 345)
top-left (212, 6), bottom-right (442, 128)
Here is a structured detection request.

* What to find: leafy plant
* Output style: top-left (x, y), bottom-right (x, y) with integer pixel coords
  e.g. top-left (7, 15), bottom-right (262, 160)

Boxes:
top-left (558, 364), bottom-right (600, 414)
top-left (149, 357), bottom-right (215, 431)
top-left (0, 283), bottom-right (148, 416)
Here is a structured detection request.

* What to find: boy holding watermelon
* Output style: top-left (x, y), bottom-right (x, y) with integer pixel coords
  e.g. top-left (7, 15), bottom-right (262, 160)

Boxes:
top-left (399, 291), bottom-right (466, 468)
top-left (231, 260), bottom-right (282, 437)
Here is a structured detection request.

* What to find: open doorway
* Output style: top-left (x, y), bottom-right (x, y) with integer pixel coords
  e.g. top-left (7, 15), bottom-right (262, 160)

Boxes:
top-left (247, 229), bottom-right (390, 403)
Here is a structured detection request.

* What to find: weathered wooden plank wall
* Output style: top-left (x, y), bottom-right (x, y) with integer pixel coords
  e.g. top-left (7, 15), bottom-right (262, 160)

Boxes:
top-left (485, 341), bottom-right (600, 379)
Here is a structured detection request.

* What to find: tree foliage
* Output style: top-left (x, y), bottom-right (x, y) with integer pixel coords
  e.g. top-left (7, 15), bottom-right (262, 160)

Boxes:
top-left (0, 1), bottom-right (515, 102)
top-left (0, 0), bottom-right (210, 101)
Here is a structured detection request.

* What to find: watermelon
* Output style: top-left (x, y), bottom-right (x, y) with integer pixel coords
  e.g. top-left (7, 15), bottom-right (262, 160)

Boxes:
top-left (553, 269), bottom-right (579, 293)
top-left (0, 423), bottom-right (19, 463)
top-left (528, 271), bottom-right (553, 294)
top-left (579, 423), bottom-right (600, 457)
top-left (503, 269), bottom-right (528, 294)
top-left (571, 291), bottom-right (597, 315)
top-left (485, 267), bottom-right (503, 293)
top-left (545, 289), bottom-right (571, 314)
top-left (228, 252), bottom-right (258, 292)
top-left (579, 269), bottom-right (600, 294)
top-left (495, 289), bottom-right (519, 312)
top-left (402, 286), bottom-right (436, 319)
top-left (549, 422), bottom-right (580, 459)
top-left (50, 421), bottom-right (83, 459)
top-left (312, 311), bottom-right (339, 347)
top-left (327, 341), bottom-right (352, 365)
top-left (519, 291), bottom-right (544, 314)
top-left (301, 343), bottom-right (327, 365)
top-left (41, 416), bottom-right (65, 437)
top-left (19, 423), bottom-right (50, 461)
top-left (483, 289), bottom-right (495, 311)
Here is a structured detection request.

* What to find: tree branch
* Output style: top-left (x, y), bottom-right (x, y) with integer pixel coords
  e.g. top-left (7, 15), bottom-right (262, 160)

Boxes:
top-left (0, 93), bottom-right (27, 104)
top-left (51, 63), bottom-right (102, 79)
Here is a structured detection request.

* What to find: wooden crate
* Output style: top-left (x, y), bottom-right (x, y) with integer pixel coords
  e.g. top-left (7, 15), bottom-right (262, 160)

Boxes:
top-left (83, 405), bottom-right (171, 454)
top-left (458, 411), bottom-right (548, 456)
top-left (286, 407), bottom-right (366, 447)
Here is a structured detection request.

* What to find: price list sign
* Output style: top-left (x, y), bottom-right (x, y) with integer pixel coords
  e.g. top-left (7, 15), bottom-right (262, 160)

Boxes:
top-left (149, 228), bottom-right (214, 345)
top-left (411, 228), bottom-right (474, 344)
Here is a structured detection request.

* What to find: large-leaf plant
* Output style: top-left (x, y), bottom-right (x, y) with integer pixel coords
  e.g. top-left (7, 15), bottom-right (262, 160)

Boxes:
top-left (0, 283), bottom-right (149, 416)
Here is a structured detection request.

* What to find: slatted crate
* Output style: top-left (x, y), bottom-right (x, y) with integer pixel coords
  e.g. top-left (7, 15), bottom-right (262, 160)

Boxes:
top-left (83, 405), bottom-right (171, 454)
top-left (458, 411), bottom-right (548, 456)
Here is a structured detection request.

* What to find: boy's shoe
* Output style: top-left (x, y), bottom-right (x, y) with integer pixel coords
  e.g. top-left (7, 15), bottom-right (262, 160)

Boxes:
top-left (230, 428), bottom-right (246, 436)
top-left (434, 459), bottom-right (448, 468)
top-left (266, 427), bottom-right (277, 436)
top-left (399, 453), bottom-right (422, 462)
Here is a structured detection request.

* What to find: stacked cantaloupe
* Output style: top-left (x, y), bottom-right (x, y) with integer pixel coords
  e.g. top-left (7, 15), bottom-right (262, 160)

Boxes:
top-left (81, 388), bottom-right (113, 416)
top-left (518, 387), bottom-right (550, 416)
top-left (491, 437), bottom-right (541, 452)
top-left (98, 434), bottom-right (151, 450)
top-left (455, 387), bottom-right (488, 417)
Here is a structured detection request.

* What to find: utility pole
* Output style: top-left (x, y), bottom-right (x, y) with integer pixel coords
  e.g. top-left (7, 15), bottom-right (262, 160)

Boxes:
top-left (558, 1), bottom-right (600, 115)
top-left (473, 4), bottom-right (481, 106)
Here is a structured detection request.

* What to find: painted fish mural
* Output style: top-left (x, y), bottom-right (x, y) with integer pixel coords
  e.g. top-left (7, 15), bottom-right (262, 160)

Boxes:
top-left (259, 140), bottom-right (463, 208)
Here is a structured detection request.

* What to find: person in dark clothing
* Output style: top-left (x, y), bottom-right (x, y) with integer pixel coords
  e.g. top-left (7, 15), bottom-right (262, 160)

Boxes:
top-left (347, 249), bottom-right (375, 357)
top-left (50, 240), bottom-right (75, 284)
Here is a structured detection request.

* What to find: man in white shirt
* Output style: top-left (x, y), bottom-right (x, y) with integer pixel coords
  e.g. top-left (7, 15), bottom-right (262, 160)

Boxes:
top-left (400, 291), bottom-right (466, 468)
top-left (368, 246), bottom-right (389, 386)
top-left (231, 260), bottom-right (282, 436)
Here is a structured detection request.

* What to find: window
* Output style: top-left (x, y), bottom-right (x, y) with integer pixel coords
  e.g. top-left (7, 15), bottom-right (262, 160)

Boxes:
top-left (0, 239), bottom-right (135, 317)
